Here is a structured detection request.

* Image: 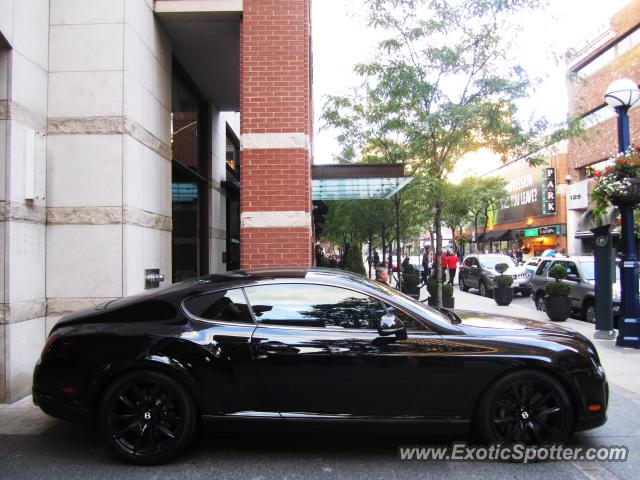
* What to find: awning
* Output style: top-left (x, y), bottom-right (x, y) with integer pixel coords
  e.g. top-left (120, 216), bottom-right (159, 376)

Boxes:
top-left (311, 164), bottom-right (413, 201)
top-left (477, 230), bottom-right (511, 242)
top-left (575, 207), bottom-right (619, 238)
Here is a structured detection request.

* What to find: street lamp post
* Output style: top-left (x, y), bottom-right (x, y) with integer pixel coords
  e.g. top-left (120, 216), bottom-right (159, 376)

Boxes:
top-left (604, 78), bottom-right (640, 348)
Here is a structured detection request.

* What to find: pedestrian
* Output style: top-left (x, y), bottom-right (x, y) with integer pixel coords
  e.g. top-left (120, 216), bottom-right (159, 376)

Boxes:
top-left (375, 266), bottom-right (389, 285)
top-left (373, 251), bottom-right (380, 268)
top-left (421, 247), bottom-right (431, 284)
top-left (446, 250), bottom-right (460, 285)
top-left (515, 249), bottom-right (523, 263)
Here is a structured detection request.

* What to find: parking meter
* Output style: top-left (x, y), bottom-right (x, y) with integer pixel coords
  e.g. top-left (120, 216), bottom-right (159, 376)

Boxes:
top-left (590, 224), bottom-right (616, 339)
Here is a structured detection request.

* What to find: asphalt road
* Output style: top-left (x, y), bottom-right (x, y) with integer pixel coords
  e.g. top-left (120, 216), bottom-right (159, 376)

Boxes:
top-left (1, 388), bottom-right (639, 480)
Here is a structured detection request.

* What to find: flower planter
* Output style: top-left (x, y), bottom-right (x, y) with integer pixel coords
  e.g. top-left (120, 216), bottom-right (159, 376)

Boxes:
top-left (493, 285), bottom-right (513, 306)
top-left (610, 177), bottom-right (640, 205)
top-left (427, 296), bottom-right (455, 309)
top-left (545, 296), bottom-right (571, 322)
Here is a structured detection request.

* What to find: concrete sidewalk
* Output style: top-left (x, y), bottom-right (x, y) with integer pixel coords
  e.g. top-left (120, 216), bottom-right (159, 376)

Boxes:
top-left (450, 287), bottom-right (640, 398)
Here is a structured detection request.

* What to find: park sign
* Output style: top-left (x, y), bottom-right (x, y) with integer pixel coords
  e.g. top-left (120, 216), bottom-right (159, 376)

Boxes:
top-left (493, 161), bottom-right (556, 224)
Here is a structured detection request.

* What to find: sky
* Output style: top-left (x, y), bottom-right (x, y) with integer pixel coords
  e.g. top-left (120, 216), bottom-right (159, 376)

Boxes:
top-left (311, 0), bottom-right (632, 178)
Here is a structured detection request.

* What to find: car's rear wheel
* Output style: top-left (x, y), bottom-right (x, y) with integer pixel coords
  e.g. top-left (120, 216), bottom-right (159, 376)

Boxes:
top-left (584, 301), bottom-right (596, 324)
top-left (459, 276), bottom-right (469, 292)
top-left (535, 293), bottom-right (546, 312)
top-left (98, 370), bottom-right (197, 465)
top-left (477, 370), bottom-right (573, 445)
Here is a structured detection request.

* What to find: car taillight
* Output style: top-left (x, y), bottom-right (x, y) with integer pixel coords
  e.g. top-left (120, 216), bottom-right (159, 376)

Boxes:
top-left (41, 331), bottom-right (60, 359)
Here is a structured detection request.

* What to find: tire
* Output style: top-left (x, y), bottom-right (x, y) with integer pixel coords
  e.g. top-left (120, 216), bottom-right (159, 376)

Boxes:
top-left (535, 293), bottom-right (546, 312)
top-left (459, 276), bottom-right (469, 292)
top-left (479, 281), bottom-right (492, 298)
top-left (476, 370), bottom-right (574, 446)
top-left (520, 289), bottom-right (532, 298)
top-left (98, 370), bottom-right (197, 465)
top-left (584, 301), bottom-right (596, 324)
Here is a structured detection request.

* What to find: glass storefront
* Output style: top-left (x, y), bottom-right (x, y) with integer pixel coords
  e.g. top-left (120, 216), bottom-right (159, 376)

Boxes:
top-left (171, 66), bottom-right (209, 282)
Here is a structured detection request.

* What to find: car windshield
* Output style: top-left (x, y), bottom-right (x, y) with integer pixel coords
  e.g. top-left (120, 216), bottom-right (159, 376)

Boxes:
top-left (479, 255), bottom-right (516, 269)
top-left (365, 278), bottom-right (456, 326)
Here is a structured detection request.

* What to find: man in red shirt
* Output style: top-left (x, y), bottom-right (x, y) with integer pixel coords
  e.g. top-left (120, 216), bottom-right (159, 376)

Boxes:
top-left (446, 250), bottom-right (460, 285)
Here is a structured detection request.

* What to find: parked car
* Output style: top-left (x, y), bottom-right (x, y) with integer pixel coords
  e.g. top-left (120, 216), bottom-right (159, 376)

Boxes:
top-left (33, 268), bottom-right (607, 464)
top-left (524, 256), bottom-right (542, 275)
top-left (458, 254), bottom-right (532, 297)
top-left (529, 256), bottom-right (621, 324)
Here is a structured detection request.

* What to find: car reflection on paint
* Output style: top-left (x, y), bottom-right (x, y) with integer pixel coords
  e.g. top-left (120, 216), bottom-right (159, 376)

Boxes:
top-left (33, 268), bottom-right (608, 464)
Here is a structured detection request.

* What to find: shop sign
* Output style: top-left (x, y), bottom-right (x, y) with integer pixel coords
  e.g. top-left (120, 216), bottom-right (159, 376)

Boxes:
top-left (567, 180), bottom-right (589, 210)
top-left (542, 168), bottom-right (556, 215)
top-left (538, 225), bottom-right (560, 236)
top-left (524, 228), bottom-right (539, 237)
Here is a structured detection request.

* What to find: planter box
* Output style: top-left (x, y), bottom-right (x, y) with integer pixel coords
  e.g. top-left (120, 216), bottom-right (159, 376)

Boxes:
top-left (545, 296), bottom-right (571, 322)
top-left (428, 296), bottom-right (455, 308)
top-left (494, 285), bottom-right (513, 306)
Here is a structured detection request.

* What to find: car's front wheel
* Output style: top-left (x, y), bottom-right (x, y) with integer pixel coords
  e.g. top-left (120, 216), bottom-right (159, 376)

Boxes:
top-left (98, 370), bottom-right (197, 465)
top-left (535, 293), bottom-right (546, 312)
top-left (476, 370), bottom-right (573, 445)
top-left (459, 276), bottom-right (469, 292)
top-left (479, 281), bottom-right (492, 298)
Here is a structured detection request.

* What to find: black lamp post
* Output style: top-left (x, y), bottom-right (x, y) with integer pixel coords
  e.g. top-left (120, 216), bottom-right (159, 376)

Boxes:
top-left (604, 78), bottom-right (640, 349)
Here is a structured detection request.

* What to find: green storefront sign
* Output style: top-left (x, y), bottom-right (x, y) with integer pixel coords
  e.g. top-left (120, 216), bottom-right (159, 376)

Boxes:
top-left (524, 228), bottom-right (539, 237)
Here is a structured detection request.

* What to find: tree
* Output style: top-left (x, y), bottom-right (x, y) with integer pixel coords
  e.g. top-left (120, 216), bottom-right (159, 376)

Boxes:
top-left (462, 176), bottom-right (509, 247)
top-left (441, 182), bottom-right (474, 255)
top-left (322, 0), bottom-right (566, 306)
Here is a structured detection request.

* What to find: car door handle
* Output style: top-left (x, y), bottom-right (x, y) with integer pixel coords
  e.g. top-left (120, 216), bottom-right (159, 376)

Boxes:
top-left (256, 341), bottom-right (293, 353)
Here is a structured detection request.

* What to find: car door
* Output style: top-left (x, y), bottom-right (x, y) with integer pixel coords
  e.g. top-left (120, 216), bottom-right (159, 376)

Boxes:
top-left (246, 282), bottom-right (452, 418)
top-left (181, 288), bottom-right (275, 415)
top-left (559, 260), bottom-right (583, 309)
top-left (467, 256), bottom-right (481, 287)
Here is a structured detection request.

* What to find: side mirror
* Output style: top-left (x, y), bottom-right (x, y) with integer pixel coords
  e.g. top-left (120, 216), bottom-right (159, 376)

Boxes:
top-left (377, 314), bottom-right (406, 336)
top-left (566, 273), bottom-right (580, 283)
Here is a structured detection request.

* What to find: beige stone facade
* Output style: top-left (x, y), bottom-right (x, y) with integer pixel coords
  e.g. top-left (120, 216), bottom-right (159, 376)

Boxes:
top-left (0, 0), bottom-right (245, 402)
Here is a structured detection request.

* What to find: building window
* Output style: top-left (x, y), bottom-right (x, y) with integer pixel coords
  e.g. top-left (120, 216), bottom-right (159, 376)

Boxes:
top-left (575, 27), bottom-right (640, 77)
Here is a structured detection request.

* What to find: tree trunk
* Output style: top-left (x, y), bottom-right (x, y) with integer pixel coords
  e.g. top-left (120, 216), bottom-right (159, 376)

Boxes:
top-left (367, 228), bottom-right (373, 278)
top-left (395, 194), bottom-right (402, 292)
top-left (381, 222), bottom-right (387, 268)
top-left (434, 201), bottom-right (443, 308)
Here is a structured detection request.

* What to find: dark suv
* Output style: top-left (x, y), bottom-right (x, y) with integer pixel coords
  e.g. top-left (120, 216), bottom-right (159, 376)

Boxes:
top-left (458, 254), bottom-right (532, 297)
top-left (529, 255), bottom-right (621, 324)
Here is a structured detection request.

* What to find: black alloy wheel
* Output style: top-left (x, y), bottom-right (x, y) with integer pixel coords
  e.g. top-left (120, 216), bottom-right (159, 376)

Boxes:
top-left (98, 371), bottom-right (196, 464)
top-left (477, 370), bottom-right (573, 445)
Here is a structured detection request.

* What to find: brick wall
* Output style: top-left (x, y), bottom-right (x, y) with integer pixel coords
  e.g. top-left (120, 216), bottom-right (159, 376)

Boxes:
top-left (568, 0), bottom-right (640, 175)
top-left (240, 0), bottom-right (313, 269)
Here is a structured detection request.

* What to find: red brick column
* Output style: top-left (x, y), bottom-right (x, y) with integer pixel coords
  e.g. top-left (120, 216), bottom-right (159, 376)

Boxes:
top-left (239, 0), bottom-right (313, 269)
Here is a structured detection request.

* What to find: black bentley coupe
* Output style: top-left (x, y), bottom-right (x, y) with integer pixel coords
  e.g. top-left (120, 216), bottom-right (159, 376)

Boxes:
top-left (33, 268), bottom-right (608, 464)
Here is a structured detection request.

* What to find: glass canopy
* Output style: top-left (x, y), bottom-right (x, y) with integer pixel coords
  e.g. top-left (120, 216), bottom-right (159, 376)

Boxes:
top-left (311, 164), bottom-right (413, 201)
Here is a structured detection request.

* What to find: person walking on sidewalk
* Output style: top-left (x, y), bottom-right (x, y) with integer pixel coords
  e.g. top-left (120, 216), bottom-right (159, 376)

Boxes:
top-left (446, 250), bottom-right (459, 285)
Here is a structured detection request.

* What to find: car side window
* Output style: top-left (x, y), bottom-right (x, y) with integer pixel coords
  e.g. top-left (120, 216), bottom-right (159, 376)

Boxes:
top-left (464, 257), bottom-right (473, 267)
top-left (536, 260), bottom-right (551, 276)
top-left (564, 262), bottom-right (580, 280)
top-left (244, 284), bottom-right (387, 329)
top-left (384, 303), bottom-right (431, 332)
top-left (183, 289), bottom-right (253, 323)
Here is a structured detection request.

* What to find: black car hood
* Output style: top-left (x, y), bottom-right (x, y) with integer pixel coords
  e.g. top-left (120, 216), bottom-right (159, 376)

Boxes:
top-left (452, 309), bottom-right (583, 340)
